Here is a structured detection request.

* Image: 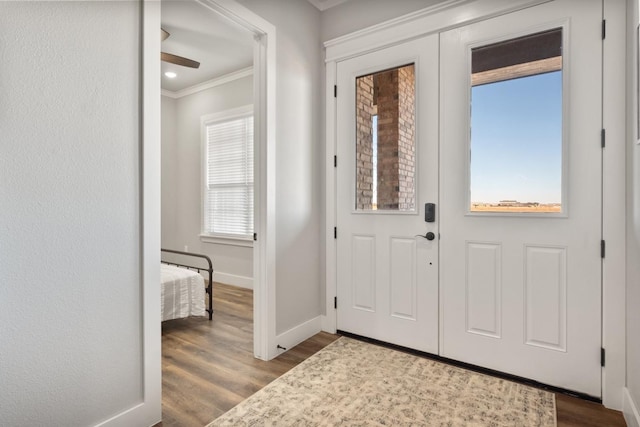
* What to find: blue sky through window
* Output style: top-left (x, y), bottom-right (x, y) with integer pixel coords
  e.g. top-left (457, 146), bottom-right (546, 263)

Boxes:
top-left (470, 71), bottom-right (562, 205)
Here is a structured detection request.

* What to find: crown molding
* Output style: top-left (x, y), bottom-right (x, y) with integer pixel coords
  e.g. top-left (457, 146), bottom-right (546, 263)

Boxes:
top-left (323, 0), bottom-right (552, 63)
top-left (307, 0), bottom-right (350, 11)
top-left (161, 66), bottom-right (253, 99)
top-left (324, 0), bottom-right (467, 49)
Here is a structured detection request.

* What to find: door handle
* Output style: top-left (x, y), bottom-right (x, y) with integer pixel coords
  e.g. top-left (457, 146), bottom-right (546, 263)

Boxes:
top-left (425, 232), bottom-right (435, 241)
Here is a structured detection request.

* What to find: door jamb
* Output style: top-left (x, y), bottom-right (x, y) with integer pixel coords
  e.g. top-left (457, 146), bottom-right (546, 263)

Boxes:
top-left (601, 0), bottom-right (626, 410)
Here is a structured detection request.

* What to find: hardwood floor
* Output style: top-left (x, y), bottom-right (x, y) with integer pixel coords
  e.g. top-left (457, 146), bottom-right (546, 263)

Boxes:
top-left (556, 394), bottom-right (626, 427)
top-left (160, 283), bottom-right (337, 426)
top-left (161, 283), bottom-right (626, 426)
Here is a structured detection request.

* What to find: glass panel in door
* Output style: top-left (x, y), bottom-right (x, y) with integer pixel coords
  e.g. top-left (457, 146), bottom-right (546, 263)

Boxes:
top-left (470, 29), bottom-right (564, 214)
top-left (355, 64), bottom-right (416, 212)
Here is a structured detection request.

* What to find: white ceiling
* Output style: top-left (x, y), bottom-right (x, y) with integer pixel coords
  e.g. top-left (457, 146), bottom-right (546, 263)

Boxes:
top-left (160, 0), bottom-right (352, 93)
top-left (161, 0), bottom-right (254, 92)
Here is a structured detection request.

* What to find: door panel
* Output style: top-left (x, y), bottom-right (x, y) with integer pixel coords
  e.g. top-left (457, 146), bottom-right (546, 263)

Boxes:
top-left (389, 237), bottom-right (418, 320)
top-left (352, 234), bottom-right (376, 311)
top-left (524, 245), bottom-right (567, 351)
top-left (466, 241), bottom-right (502, 338)
top-left (336, 36), bottom-right (439, 354)
top-left (440, 0), bottom-right (602, 397)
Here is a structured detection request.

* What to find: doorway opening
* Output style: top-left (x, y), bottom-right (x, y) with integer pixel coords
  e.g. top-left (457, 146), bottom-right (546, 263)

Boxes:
top-left (158, 0), bottom-right (276, 422)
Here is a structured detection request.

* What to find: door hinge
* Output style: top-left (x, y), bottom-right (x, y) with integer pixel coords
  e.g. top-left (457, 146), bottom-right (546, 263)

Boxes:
top-left (334, 227), bottom-right (337, 239)
top-left (334, 155), bottom-right (337, 167)
top-left (601, 129), bottom-right (606, 148)
top-left (602, 19), bottom-right (606, 39)
top-left (334, 85), bottom-right (337, 98)
top-left (253, 233), bottom-right (257, 241)
top-left (601, 240), bottom-right (606, 258)
top-left (601, 347), bottom-right (606, 367)
top-left (334, 296), bottom-right (337, 309)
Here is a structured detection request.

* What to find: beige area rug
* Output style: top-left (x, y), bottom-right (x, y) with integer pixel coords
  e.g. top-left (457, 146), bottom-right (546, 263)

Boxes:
top-left (208, 337), bottom-right (556, 426)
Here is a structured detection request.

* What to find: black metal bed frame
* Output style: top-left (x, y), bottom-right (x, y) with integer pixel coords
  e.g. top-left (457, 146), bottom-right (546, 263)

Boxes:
top-left (161, 248), bottom-right (213, 320)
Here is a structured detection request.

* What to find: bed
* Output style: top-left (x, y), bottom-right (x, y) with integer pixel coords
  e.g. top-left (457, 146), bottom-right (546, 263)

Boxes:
top-left (161, 248), bottom-right (213, 321)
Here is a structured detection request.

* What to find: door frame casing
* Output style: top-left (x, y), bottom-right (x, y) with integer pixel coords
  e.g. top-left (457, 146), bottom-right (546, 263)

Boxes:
top-left (323, 0), bottom-right (626, 409)
top-left (189, 0), bottom-right (278, 361)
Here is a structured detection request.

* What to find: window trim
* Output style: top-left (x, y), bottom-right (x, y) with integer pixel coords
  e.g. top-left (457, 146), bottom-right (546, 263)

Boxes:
top-left (200, 104), bottom-right (254, 244)
top-left (199, 234), bottom-right (253, 247)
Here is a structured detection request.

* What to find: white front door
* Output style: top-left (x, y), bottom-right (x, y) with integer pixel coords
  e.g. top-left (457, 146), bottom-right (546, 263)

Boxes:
top-left (336, 35), bottom-right (439, 353)
top-left (440, 0), bottom-right (603, 397)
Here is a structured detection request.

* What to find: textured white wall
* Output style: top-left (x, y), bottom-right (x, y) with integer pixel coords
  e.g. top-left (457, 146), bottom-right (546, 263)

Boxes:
top-left (237, 0), bottom-right (323, 334)
top-left (0, 2), bottom-right (148, 425)
top-left (627, 0), bottom-right (640, 417)
top-left (162, 96), bottom-right (179, 255)
top-left (161, 74), bottom-right (254, 285)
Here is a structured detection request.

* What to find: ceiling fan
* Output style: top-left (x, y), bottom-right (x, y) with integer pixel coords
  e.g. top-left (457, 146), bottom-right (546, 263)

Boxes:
top-left (161, 28), bottom-right (200, 69)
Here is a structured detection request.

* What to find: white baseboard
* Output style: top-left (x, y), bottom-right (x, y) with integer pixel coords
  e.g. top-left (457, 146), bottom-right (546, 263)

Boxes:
top-left (214, 271), bottom-right (253, 289)
top-left (274, 316), bottom-right (322, 356)
top-left (624, 387), bottom-right (640, 427)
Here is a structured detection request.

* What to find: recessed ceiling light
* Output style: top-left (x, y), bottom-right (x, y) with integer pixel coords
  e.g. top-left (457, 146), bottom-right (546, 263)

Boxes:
top-left (164, 71), bottom-right (177, 79)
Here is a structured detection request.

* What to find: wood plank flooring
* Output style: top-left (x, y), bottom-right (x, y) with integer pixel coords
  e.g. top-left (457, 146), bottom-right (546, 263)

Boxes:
top-left (160, 283), bottom-right (626, 427)
top-left (160, 283), bottom-right (337, 426)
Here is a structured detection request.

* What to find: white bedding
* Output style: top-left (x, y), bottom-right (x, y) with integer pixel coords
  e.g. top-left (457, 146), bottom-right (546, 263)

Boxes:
top-left (161, 264), bottom-right (206, 321)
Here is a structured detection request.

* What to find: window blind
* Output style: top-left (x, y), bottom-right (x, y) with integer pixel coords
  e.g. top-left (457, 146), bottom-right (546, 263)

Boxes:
top-left (204, 114), bottom-right (253, 238)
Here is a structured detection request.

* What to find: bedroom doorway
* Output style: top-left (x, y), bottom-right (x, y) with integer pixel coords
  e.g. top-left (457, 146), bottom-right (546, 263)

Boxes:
top-left (159, 0), bottom-right (277, 362)
top-left (159, 0), bottom-right (277, 422)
